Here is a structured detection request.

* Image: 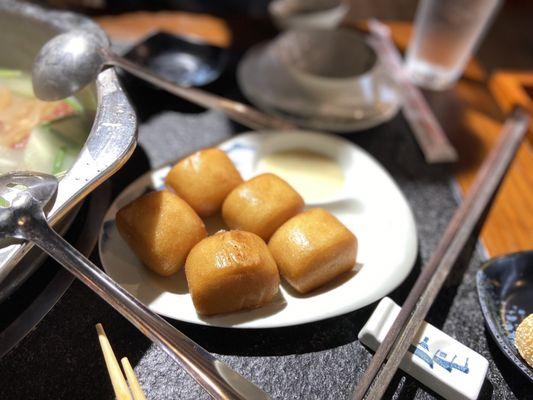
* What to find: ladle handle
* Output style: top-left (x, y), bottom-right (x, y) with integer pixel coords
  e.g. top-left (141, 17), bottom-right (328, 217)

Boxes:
top-left (103, 50), bottom-right (296, 131)
top-left (28, 220), bottom-right (270, 400)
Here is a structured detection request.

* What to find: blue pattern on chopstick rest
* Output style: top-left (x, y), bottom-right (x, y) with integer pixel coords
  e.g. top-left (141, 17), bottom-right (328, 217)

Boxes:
top-left (409, 336), bottom-right (470, 374)
top-left (358, 297), bottom-right (488, 400)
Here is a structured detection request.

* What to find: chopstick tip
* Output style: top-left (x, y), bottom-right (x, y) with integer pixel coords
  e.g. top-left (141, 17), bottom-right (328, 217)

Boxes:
top-left (95, 322), bottom-right (105, 335)
top-left (510, 105), bottom-right (530, 122)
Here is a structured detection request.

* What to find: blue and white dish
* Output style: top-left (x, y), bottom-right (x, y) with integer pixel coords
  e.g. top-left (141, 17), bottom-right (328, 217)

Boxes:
top-left (476, 250), bottom-right (533, 382)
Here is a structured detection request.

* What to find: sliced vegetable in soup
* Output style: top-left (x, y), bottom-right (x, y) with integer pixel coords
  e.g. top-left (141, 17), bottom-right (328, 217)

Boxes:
top-left (0, 68), bottom-right (89, 176)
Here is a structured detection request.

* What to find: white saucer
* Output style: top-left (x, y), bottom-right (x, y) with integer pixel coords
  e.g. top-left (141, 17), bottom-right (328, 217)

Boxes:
top-left (99, 131), bottom-right (417, 328)
top-left (237, 43), bottom-right (401, 133)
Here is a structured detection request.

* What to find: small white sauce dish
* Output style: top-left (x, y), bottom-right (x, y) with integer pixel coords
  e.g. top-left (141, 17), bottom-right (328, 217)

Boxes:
top-left (269, 0), bottom-right (349, 31)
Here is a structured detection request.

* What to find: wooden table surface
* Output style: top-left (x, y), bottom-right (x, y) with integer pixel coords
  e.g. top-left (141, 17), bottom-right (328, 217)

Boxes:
top-left (95, 12), bottom-right (533, 258)
top-left (376, 21), bottom-right (533, 258)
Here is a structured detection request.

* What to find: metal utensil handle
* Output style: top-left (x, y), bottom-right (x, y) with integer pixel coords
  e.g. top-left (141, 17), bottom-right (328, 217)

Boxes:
top-left (27, 219), bottom-right (270, 400)
top-left (103, 50), bottom-right (295, 131)
top-left (352, 107), bottom-right (530, 400)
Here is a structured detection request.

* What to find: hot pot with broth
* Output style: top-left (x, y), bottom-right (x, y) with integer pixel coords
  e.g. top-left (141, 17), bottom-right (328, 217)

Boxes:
top-left (0, 1), bottom-right (137, 301)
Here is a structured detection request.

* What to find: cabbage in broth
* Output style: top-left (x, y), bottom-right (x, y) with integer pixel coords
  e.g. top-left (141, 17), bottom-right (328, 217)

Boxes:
top-left (0, 68), bottom-right (89, 176)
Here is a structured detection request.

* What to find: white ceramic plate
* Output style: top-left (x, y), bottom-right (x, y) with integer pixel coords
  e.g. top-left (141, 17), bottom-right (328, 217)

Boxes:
top-left (237, 43), bottom-right (400, 133)
top-left (99, 131), bottom-right (417, 328)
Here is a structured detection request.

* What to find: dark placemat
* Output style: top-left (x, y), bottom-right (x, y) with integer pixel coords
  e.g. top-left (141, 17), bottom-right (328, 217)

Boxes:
top-left (0, 107), bottom-right (530, 399)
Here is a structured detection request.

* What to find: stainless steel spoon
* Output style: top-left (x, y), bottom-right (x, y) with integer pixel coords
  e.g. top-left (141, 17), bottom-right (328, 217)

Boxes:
top-left (0, 171), bottom-right (269, 400)
top-left (32, 30), bottom-right (295, 130)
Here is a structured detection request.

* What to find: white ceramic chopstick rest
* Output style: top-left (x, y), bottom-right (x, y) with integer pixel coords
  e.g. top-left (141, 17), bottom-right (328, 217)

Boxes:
top-left (358, 297), bottom-right (489, 400)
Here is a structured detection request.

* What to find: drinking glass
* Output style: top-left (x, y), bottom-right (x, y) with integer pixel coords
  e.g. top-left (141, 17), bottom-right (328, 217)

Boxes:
top-left (405, 0), bottom-right (502, 90)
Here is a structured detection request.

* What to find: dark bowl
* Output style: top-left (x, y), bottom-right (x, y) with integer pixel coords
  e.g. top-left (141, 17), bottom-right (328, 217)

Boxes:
top-left (122, 31), bottom-right (229, 88)
top-left (476, 250), bottom-right (533, 382)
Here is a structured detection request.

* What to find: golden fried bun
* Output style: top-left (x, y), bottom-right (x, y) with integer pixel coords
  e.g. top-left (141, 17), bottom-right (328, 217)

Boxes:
top-left (268, 208), bottom-right (357, 294)
top-left (222, 173), bottom-right (304, 241)
top-left (165, 148), bottom-right (243, 217)
top-left (515, 313), bottom-right (533, 367)
top-left (185, 230), bottom-right (280, 315)
top-left (116, 191), bottom-right (207, 277)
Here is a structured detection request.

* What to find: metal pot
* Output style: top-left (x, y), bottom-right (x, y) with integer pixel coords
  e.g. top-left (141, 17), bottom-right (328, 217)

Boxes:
top-left (0, 1), bottom-right (137, 301)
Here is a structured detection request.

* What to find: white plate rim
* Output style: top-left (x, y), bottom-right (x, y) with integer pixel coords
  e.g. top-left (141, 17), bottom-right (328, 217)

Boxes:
top-left (99, 130), bottom-right (418, 328)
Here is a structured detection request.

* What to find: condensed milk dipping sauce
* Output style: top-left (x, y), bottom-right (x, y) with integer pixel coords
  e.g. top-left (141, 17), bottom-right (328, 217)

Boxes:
top-left (256, 149), bottom-right (345, 203)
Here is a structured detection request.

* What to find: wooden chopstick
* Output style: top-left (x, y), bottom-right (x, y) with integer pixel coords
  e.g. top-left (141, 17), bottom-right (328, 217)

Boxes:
top-left (95, 323), bottom-right (133, 400)
top-left (367, 19), bottom-right (458, 163)
top-left (121, 357), bottom-right (147, 400)
top-left (352, 107), bottom-right (530, 400)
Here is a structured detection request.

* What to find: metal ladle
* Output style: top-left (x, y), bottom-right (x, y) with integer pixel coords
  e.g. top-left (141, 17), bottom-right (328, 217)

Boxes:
top-left (0, 171), bottom-right (269, 400)
top-left (32, 31), bottom-right (295, 130)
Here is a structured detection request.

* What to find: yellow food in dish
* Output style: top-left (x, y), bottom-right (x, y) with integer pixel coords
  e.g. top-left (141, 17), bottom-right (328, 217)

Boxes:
top-left (116, 145), bottom-right (360, 316)
top-left (165, 148), bottom-right (243, 217)
top-left (185, 230), bottom-right (280, 315)
top-left (116, 191), bottom-right (207, 277)
top-left (515, 313), bottom-right (533, 367)
top-left (268, 208), bottom-right (357, 294)
top-left (222, 173), bottom-right (304, 241)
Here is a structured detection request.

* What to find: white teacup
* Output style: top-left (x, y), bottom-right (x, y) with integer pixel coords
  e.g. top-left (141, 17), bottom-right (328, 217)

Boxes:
top-left (270, 28), bottom-right (380, 109)
top-left (269, 0), bottom-right (349, 30)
